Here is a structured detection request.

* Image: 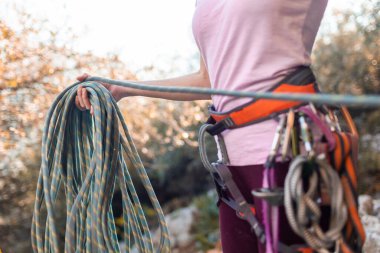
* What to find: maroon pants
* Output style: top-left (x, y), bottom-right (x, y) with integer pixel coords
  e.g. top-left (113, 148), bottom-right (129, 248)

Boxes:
top-left (218, 162), bottom-right (307, 253)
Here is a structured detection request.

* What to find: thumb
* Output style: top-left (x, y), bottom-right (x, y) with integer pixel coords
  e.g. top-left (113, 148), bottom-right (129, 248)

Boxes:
top-left (77, 73), bottom-right (90, 82)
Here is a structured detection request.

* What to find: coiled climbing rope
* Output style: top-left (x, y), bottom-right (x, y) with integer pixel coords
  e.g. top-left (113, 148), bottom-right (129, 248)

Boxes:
top-left (31, 81), bottom-right (171, 253)
top-left (284, 155), bottom-right (347, 252)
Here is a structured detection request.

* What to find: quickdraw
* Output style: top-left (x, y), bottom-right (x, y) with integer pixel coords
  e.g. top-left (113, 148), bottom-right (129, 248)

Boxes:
top-left (198, 66), bottom-right (366, 253)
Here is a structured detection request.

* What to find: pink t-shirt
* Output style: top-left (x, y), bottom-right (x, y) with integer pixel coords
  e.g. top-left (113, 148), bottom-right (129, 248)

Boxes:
top-left (192, 0), bottom-right (328, 165)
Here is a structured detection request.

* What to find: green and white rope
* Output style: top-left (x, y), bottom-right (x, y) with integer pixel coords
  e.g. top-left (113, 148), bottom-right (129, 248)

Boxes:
top-left (31, 81), bottom-right (171, 253)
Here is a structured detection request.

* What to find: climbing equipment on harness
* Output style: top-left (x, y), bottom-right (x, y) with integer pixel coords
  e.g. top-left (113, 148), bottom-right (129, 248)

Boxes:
top-left (284, 155), bottom-right (347, 251)
top-left (283, 106), bottom-right (366, 253)
top-left (31, 82), bottom-right (171, 253)
top-left (198, 66), bottom-right (366, 253)
top-left (199, 124), bottom-right (266, 243)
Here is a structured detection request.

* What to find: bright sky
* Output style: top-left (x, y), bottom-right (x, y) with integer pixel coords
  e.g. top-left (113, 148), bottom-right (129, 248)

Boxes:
top-left (1, 0), bottom-right (363, 75)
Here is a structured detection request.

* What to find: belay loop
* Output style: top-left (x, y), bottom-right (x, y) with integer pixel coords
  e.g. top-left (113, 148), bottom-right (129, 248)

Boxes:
top-left (32, 81), bottom-right (171, 253)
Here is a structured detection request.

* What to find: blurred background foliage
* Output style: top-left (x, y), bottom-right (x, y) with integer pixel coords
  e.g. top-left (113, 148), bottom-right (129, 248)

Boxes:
top-left (312, 0), bottom-right (380, 194)
top-left (0, 1), bottom-right (379, 252)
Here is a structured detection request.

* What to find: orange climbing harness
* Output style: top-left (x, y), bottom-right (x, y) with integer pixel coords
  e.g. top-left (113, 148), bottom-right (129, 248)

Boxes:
top-left (199, 66), bottom-right (366, 253)
top-left (206, 66), bottom-right (318, 136)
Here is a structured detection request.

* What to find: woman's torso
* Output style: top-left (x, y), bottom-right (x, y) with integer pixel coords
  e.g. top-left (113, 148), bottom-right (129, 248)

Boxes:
top-left (192, 0), bottom-right (328, 165)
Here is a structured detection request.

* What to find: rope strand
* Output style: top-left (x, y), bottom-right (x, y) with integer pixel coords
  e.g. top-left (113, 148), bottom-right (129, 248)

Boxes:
top-left (87, 76), bottom-right (380, 107)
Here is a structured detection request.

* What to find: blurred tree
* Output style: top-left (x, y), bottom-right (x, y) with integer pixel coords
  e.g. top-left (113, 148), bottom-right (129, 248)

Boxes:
top-left (0, 12), bottom-right (136, 163)
top-left (190, 193), bottom-right (220, 252)
top-left (0, 7), bottom-right (210, 252)
top-left (0, 10), bottom-right (134, 252)
top-left (313, 1), bottom-right (379, 96)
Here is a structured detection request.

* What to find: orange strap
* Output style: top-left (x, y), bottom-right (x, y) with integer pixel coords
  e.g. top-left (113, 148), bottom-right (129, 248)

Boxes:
top-left (341, 107), bottom-right (359, 137)
top-left (329, 106), bottom-right (366, 251)
top-left (210, 83), bottom-right (317, 126)
top-left (340, 240), bottom-right (355, 253)
top-left (296, 247), bottom-right (314, 253)
top-left (331, 130), bottom-right (365, 249)
top-left (342, 176), bottom-right (366, 244)
top-left (331, 133), bottom-right (358, 190)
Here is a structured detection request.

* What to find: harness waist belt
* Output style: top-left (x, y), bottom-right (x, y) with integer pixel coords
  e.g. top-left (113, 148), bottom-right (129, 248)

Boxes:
top-left (207, 66), bottom-right (319, 136)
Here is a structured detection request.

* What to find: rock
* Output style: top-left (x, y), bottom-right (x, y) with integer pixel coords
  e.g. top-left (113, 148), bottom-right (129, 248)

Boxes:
top-left (152, 205), bottom-right (198, 248)
top-left (360, 196), bottom-right (380, 253)
top-left (373, 199), bottom-right (380, 218)
top-left (363, 226), bottom-right (380, 253)
top-left (362, 216), bottom-right (380, 253)
top-left (167, 205), bottom-right (197, 248)
top-left (361, 215), bottom-right (380, 234)
top-left (359, 195), bottom-right (374, 216)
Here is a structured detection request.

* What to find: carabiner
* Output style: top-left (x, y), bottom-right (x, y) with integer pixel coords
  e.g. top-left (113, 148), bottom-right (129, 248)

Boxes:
top-left (266, 116), bottom-right (286, 166)
top-left (198, 123), bottom-right (230, 172)
top-left (327, 109), bottom-right (342, 132)
top-left (281, 109), bottom-right (295, 161)
top-left (298, 113), bottom-right (314, 157)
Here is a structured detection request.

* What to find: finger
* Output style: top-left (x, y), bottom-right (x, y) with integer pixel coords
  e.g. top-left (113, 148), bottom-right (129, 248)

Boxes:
top-left (80, 73), bottom-right (89, 82)
top-left (82, 88), bottom-right (91, 109)
top-left (101, 82), bottom-right (110, 90)
top-left (90, 105), bottom-right (94, 115)
top-left (77, 73), bottom-right (89, 82)
top-left (76, 86), bottom-right (83, 107)
top-left (77, 86), bottom-right (85, 108)
top-left (75, 95), bottom-right (85, 111)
